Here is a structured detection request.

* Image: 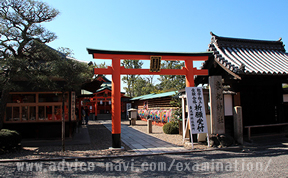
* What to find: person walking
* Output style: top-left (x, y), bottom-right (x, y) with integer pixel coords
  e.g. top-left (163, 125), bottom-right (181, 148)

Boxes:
top-left (84, 106), bottom-right (90, 125)
top-left (81, 107), bottom-right (86, 125)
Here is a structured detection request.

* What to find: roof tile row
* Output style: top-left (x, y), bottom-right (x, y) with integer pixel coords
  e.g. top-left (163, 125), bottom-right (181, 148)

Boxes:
top-left (208, 33), bottom-right (288, 76)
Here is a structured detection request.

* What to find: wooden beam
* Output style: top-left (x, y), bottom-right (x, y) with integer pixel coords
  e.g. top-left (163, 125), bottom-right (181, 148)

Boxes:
top-left (92, 53), bottom-right (209, 61)
top-left (94, 66), bottom-right (208, 76)
top-left (94, 67), bottom-right (113, 75)
top-left (120, 67), bottom-right (186, 75)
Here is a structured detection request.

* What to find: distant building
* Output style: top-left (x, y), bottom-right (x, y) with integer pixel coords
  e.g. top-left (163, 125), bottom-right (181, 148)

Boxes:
top-left (82, 75), bottom-right (130, 119)
top-left (131, 91), bottom-right (178, 125)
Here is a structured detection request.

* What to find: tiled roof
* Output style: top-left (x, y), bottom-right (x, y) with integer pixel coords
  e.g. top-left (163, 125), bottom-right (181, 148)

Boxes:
top-left (130, 93), bottom-right (155, 101)
top-left (139, 91), bottom-right (177, 100)
top-left (96, 75), bottom-right (111, 83)
top-left (96, 85), bottom-right (111, 92)
top-left (207, 32), bottom-right (288, 77)
top-left (130, 91), bottom-right (177, 101)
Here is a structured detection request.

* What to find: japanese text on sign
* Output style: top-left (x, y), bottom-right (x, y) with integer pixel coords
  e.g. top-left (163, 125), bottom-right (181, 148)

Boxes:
top-left (149, 56), bottom-right (161, 72)
top-left (185, 87), bottom-right (208, 134)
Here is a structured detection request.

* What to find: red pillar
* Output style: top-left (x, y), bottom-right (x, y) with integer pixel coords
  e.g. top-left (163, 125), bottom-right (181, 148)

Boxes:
top-left (78, 99), bottom-right (82, 122)
top-left (185, 59), bottom-right (194, 87)
top-left (111, 58), bottom-right (121, 148)
top-left (94, 102), bottom-right (97, 117)
top-left (185, 59), bottom-right (194, 144)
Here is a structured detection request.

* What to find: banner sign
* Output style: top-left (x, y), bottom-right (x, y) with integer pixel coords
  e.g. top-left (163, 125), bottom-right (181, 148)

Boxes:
top-left (71, 92), bottom-right (76, 121)
top-left (185, 87), bottom-right (208, 134)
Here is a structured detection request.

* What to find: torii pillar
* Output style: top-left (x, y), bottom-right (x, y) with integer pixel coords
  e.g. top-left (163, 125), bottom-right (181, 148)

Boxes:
top-left (87, 49), bottom-right (211, 148)
top-left (111, 58), bottom-right (121, 147)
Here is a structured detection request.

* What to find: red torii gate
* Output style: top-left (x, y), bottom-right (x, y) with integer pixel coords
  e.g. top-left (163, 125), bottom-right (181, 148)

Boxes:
top-left (87, 49), bottom-right (211, 148)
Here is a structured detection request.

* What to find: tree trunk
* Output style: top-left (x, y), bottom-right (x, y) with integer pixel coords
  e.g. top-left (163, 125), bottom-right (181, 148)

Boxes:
top-left (127, 75), bottom-right (132, 97)
top-left (62, 91), bottom-right (65, 152)
top-left (0, 89), bottom-right (9, 130)
top-left (131, 75), bottom-right (135, 97)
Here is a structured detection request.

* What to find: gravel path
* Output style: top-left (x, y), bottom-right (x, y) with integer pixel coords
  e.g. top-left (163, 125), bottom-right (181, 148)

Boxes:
top-left (0, 120), bottom-right (208, 160)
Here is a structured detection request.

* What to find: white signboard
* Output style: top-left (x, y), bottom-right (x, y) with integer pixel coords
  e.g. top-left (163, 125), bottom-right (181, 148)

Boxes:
top-left (185, 87), bottom-right (208, 134)
top-left (224, 94), bottom-right (233, 116)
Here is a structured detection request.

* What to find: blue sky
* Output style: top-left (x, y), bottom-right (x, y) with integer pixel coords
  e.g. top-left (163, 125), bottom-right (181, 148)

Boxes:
top-left (42, 0), bottom-right (288, 91)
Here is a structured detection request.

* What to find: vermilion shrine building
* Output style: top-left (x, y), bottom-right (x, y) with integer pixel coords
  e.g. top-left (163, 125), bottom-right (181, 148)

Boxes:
top-left (82, 75), bottom-right (130, 119)
top-left (3, 53), bottom-right (103, 139)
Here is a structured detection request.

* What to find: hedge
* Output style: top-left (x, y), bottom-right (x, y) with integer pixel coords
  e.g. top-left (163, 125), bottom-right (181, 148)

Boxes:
top-left (163, 122), bottom-right (179, 134)
top-left (0, 129), bottom-right (22, 151)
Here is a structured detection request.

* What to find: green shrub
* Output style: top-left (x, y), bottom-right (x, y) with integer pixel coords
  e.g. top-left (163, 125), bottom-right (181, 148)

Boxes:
top-left (0, 129), bottom-right (22, 151)
top-left (163, 122), bottom-right (179, 134)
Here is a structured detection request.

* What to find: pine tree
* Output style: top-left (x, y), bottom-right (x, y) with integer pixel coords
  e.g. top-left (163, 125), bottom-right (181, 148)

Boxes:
top-left (157, 61), bottom-right (186, 91)
top-left (57, 47), bottom-right (75, 58)
top-left (0, 0), bottom-right (62, 129)
top-left (121, 60), bottom-right (143, 97)
top-left (132, 76), bottom-right (154, 97)
top-left (0, 0), bottom-right (92, 133)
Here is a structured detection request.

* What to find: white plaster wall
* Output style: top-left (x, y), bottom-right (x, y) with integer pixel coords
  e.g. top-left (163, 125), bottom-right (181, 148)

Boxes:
top-left (283, 94), bottom-right (288, 102)
top-left (224, 94), bottom-right (233, 116)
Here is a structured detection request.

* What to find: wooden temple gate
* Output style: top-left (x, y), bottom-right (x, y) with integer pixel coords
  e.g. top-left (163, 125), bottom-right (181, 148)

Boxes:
top-left (87, 49), bottom-right (211, 148)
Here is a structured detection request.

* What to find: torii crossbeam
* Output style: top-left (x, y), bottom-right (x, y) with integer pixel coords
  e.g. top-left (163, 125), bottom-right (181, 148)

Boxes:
top-left (87, 49), bottom-right (212, 148)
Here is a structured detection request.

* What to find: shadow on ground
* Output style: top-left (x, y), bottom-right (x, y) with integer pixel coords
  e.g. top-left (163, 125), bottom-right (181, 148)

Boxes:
top-left (0, 122), bottom-right (133, 159)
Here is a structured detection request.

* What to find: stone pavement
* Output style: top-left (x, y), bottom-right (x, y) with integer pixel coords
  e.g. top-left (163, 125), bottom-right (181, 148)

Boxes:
top-left (100, 120), bottom-right (188, 154)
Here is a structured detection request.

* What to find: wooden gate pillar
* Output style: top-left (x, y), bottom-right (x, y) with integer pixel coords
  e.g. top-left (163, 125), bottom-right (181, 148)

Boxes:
top-left (111, 58), bottom-right (121, 148)
top-left (185, 60), bottom-right (194, 87)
